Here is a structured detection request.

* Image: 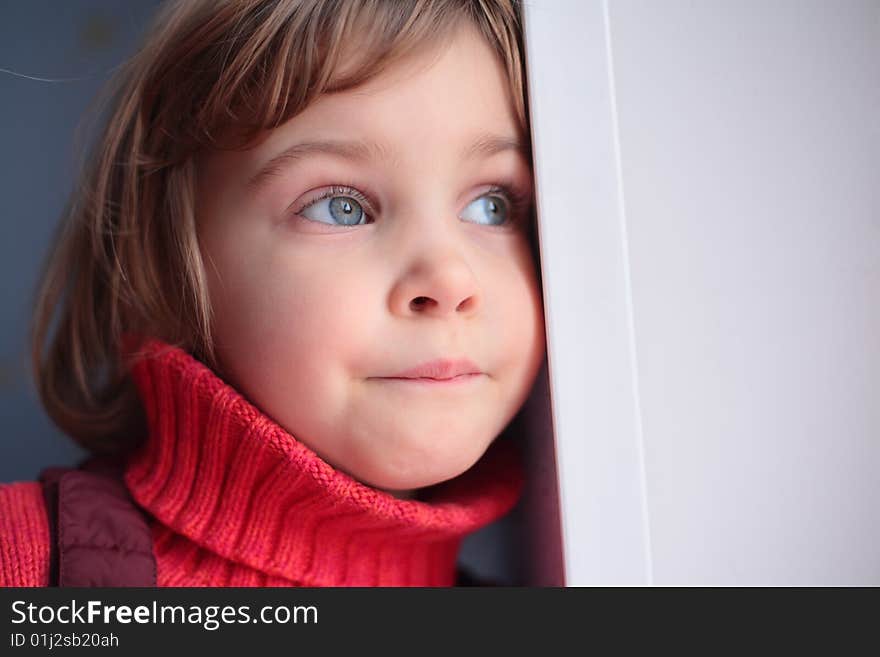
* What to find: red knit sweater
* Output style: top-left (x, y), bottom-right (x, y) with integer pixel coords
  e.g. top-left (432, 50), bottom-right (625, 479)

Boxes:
top-left (0, 338), bottom-right (524, 587)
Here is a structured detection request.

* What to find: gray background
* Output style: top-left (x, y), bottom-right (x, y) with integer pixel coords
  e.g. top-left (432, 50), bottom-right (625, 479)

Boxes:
top-left (1, 0), bottom-right (162, 483)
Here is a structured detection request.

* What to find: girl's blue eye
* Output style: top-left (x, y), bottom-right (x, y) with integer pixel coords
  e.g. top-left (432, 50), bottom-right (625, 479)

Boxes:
top-left (295, 184), bottom-right (529, 228)
top-left (299, 188), bottom-right (369, 226)
top-left (460, 193), bottom-right (511, 227)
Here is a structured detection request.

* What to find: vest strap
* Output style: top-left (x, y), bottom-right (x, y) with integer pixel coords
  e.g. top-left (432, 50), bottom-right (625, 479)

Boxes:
top-left (39, 459), bottom-right (157, 587)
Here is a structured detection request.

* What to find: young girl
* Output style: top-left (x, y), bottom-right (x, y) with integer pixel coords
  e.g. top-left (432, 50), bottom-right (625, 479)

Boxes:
top-left (0, 0), bottom-right (545, 587)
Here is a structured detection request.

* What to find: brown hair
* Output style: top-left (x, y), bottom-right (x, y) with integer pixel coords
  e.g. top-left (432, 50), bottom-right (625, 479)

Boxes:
top-left (30, 0), bottom-right (532, 454)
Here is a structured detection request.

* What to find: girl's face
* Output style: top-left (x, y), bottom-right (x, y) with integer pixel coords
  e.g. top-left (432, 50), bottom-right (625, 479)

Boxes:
top-left (196, 22), bottom-right (545, 494)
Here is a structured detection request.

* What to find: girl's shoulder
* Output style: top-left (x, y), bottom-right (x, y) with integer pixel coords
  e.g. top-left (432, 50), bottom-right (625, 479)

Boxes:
top-left (0, 480), bottom-right (50, 586)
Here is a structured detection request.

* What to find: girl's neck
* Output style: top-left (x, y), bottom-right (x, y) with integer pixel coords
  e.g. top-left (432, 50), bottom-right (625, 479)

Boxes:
top-left (384, 487), bottom-right (417, 501)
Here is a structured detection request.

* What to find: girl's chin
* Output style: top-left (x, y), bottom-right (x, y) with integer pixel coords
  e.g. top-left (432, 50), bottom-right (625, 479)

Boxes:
top-left (350, 447), bottom-right (488, 494)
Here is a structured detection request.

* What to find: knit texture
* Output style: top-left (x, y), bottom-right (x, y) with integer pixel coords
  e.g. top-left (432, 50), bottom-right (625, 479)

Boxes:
top-left (0, 482), bottom-right (49, 586)
top-left (0, 338), bottom-right (524, 586)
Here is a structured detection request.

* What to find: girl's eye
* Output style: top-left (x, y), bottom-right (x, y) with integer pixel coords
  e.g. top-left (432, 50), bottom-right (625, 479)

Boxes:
top-left (294, 184), bottom-right (530, 228)
top-left (297, 186), bottom-right (371, 226)
top-left (461, 185), bottom-right (531, 228)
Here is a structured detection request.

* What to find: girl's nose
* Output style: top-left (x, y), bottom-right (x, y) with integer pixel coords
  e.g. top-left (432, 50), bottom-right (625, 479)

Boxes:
top-left (389, 251), bottom-right (481, 319)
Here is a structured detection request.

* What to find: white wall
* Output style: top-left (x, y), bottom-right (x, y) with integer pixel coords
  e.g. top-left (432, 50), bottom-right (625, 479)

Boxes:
top-left (525, 0), bottom-right (880, 584)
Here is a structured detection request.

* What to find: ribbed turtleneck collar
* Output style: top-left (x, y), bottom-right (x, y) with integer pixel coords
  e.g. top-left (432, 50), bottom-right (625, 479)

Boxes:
top-left (121, 337), bottom-right (524, 586)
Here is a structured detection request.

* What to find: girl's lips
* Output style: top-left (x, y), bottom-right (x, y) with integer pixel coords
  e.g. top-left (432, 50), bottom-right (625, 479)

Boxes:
top-left (372, 373), bottom-right (485, 386)
top-left (389, 358), bottom-right (482, 379)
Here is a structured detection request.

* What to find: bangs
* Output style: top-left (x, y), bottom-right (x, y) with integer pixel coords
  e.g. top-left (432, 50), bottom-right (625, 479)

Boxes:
top-left (143, 0), bottom-right (526, 162)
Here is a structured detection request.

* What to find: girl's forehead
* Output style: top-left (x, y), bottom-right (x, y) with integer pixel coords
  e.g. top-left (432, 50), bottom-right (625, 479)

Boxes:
top-left (199, 83), bottom-right (529, 203)
top-left (201, 21), bottom-right (526, 173)
top-left (314, 30), bottom-right (515, 126)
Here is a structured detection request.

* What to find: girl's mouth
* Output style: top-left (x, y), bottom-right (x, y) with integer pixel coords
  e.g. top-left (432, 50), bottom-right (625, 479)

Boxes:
top-left (370, 373), bottom-right (485, 386)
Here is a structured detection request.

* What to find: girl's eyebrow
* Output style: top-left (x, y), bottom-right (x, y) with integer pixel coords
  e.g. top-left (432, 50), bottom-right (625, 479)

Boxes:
top-left (245, 132), bottom-right (531, 193)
